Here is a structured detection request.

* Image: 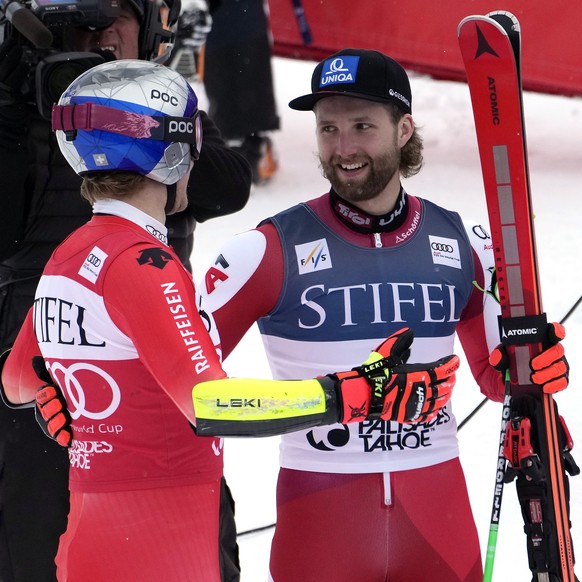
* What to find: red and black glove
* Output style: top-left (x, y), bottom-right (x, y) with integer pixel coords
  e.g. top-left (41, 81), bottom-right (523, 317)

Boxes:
top-left (489, 322), bottom-right (569, 394)
top-left (32, 356), bottom-right (72, 447)
top-left (330, 328), bottom-right (459, 424)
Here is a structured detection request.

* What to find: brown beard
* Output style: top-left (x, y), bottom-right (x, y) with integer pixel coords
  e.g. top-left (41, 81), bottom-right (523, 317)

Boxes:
top-left (319, 147), bottom-right (401, 204)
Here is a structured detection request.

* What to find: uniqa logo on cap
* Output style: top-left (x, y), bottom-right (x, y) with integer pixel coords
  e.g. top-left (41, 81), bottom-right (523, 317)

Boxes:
top-left (319, 56), bottom-right (360, 87)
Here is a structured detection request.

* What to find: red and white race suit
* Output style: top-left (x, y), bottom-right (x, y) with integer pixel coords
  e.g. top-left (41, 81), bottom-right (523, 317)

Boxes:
top-left (3, 200), bottom-right (227, 581)
top-left (198, 190), bottom-right (504, 582)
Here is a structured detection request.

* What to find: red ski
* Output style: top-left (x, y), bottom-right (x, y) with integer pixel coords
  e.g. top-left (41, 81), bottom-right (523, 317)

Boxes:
top-left (458, 11), bottom-right (578, 582)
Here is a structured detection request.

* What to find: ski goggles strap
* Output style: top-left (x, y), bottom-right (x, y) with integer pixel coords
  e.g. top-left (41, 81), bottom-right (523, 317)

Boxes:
top-left (52, 102), bottom-right (203, 160)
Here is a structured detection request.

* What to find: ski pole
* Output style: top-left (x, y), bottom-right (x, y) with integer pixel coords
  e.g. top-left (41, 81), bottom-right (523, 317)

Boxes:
top-left (482, 377), bottom-right (511, 582)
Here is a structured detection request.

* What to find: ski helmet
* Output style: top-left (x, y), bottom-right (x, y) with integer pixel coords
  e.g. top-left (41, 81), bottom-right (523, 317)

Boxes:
top-left (52, 59), bottom-right (202, 185)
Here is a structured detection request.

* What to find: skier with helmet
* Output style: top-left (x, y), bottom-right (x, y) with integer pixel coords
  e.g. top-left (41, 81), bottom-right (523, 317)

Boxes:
top-left (0, 0), bottom-right (251, 579)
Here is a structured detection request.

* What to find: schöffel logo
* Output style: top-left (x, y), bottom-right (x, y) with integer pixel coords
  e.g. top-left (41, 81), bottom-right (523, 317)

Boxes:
top-left (295, 238), bottom-right (333, 275)
top-left (78, 246), bottom-right (108, 284)
top-left (320, 56), bottom-right (360, 88)
top-left (429, 235), bottom-right (461, 269)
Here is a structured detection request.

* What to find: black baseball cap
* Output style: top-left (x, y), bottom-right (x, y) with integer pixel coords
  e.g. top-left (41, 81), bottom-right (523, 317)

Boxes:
top-left (289, 48), bottom-right (412, 114)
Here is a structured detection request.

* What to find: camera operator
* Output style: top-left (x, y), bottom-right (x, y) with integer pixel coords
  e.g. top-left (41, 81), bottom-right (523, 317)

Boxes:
top-left (0, 0), bottom-right (250, 579)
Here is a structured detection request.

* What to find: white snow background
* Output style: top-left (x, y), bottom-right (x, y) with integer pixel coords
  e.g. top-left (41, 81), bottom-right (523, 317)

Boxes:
top-left (189, 56), bottom-right (582, 581)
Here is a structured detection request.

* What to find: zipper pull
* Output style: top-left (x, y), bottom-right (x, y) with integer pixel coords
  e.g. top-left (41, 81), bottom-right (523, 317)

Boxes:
top-left (373, 232), bottom-right (383, 248)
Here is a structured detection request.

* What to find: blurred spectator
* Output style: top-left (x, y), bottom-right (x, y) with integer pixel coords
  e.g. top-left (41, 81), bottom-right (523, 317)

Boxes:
top-left (173, 0), bottom-right (280, 184)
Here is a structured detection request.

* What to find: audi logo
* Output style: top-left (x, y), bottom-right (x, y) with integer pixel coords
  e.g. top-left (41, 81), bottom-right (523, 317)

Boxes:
top-left (146, 225), bottom-right (167, 243)
top-left (431, 242), bottom-right (454, 252)
top-left (86, 253), bottom-right (102, 267)
top-left (472, 224), bottom-right (491, 240)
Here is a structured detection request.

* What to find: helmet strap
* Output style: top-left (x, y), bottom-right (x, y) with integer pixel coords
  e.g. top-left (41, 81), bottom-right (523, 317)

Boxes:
top-left (165, 183), bottom-right (177, 214)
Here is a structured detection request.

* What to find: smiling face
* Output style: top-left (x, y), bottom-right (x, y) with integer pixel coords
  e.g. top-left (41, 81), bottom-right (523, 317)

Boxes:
top-left (314, 96), bottom-right (413, 213)
top-left (66, 0), bottom-right (141, 59)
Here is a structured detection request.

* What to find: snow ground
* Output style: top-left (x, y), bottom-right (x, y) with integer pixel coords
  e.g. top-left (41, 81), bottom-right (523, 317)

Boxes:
top-left (190, 56), bottom-right (582, 581)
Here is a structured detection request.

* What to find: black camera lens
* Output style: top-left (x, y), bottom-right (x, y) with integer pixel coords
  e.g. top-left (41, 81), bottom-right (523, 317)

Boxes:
top-left (35, 52), bottom-right (107, 120)
top-left (46, 61), bottom-right (87, 103)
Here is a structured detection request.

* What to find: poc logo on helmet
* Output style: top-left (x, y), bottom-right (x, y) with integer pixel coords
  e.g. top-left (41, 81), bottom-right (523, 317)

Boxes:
top-left (169, 120), bottom-right (195, 134)
top-left (150, 89), bottom-right (178, 106)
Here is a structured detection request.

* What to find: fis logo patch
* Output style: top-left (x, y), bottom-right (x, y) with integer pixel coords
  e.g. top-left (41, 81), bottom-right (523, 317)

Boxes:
top-left (429, 235), bottom-right (462, 269)
top-left (78, 246), bottom-right (108, 283)
top-left (295, 239), bottom-right (332, 275)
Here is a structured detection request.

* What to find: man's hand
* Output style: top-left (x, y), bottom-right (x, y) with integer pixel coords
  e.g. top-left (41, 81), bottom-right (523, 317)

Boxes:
top-left (489, 322), bottom-right (569, 393)
top-left (335, 328), bottom-right (458, 424)
top-left (32, 356), bottom-right (72, 447)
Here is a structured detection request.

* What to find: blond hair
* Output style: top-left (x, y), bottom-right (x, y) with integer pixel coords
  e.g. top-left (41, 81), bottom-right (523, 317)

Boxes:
top-left (80, 172), bottom-right (147, 204)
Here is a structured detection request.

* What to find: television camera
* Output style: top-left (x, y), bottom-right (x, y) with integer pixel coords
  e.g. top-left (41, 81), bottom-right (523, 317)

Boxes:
top-left (0, 0), bottom-right (119, 118)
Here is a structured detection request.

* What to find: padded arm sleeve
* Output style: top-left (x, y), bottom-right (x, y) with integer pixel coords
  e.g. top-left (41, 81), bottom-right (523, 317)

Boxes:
top-left (192, 376), bottom-right (340, 437)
